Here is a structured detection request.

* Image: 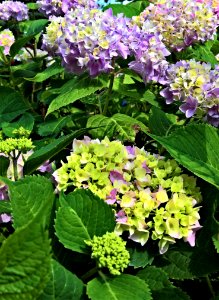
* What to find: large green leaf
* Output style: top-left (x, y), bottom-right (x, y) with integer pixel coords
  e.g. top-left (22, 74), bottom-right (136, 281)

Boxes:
top-left (0, 215), bottom-right (51, 299)
top-left (55, 189), bottom-right (116, 254)
top-left (2, 113), bottom-right (34, 137)
top-left (0, 87), bottom-right (28, 123)
top-left (87, 273), bottom-right (152, 300)
top-left (128, 245), bottom-right (154, 269)
top-left (23, 128), bottom-right (87, 175)
top-left (37, 116), bottom-right (71, 137)
top-left (0, 156), bottom-right (9, 177)
top-left (152, 287), bottom-right (191, 300)
top-left (0, 201), bottom-right (11, 214)
top-left (191, 41), bottom-right (218, 67)
top-left (9, 175), bottom-right (54, 228)
top-left (104, 4), bottom-right (139, 17)
top-left (147, 124), bottom-right (219, 188)
top-left (38, 260), bottom-right (84, 300)
top-left (46, 77), bottom-right (107, 115)
top-left (87, 113), bottom-right (148, 142)
top-left (27, 61), bottom-right (64, 82)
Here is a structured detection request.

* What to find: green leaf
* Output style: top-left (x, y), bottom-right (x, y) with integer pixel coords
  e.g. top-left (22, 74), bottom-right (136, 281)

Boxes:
top-left (2, 113), bottom-right (34, 137)
top-left (9, 175), bottom-right (55, 229)
top-left (38, 259), bottom-right (84, 300)
top-left (127, 1), bottom-right (150, 12)
top-left (147, 124), bottom-right (219, 188)
top-left (27, 2), bottom-right (39, 10)
top-left (0, 157), bottom-right (10, 177)
top-left (0, 215), bottom-right (51, 299)
top-left (148, 107), bottom-right (179, 136)
top-left (0, 201), bottom-right (11, 214)
top-left (0, 87), bottom-right (28, 123)
top-left (191, 41), bottom-right (218, 67)
top-left (213, 234), bottom-right (219, 254)
top-left (137, 266), bottom-right (171, 291)
top-left (141, 90), bottom-right (159, 107)
top-left (46, 76), bottom-right (107, 115)
top-left (128, 245), bottom-right (154, 269)
top-left (26, 61), bottom-right (64, 82)
top-left (152, 287), bottom-right (191, 300)
top-left (38, 116), bottom-right (71, 137)
top-left (23, 128), bottom-right (87, 175)
top-left (87, 113), bottom-right (148, 142)
top-left (87, 273), bottom-right (152, 300)
top-left (104, 4), bottom-right (139, 17)
top-left (55, 189), bottom-right (116, 254)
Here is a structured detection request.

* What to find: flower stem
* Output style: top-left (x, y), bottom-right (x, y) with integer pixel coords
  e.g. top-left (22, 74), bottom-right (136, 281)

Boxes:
top-left (103, 63), bottom-right (115, 116)
top-left (206, 275), bottom-right (215, 298)
top-left (81, 266), bottom-right (98, 281)
top-left (11, 151), bottom-right (18, 181)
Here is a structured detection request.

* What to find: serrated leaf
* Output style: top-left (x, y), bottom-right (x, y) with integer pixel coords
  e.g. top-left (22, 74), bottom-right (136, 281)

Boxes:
top-left (146, 124), bottom-right (219, 188)
top-left (0, 87), bottom-right (28, 123)
top-left (0, 215), bottom-right (51, 299)
top-left (9, 175), bottom-right (54, 228)
top-left (191, 42), bottom-right (218, 67)
top-left (137, 266), bottom-right (171, 291)
top-left (23, 128), bottom-right (87, 175)
top-left (55, 189), bottom-right (115, 254)
top-left (26, 61), bottom-right (64, 82)
top-left (38, 116), bottom-right (70, 137)
top-left (2, 113), bottom-right (34, 137)
top-left (87, 273), bottom-right (152, 300)
top-left (148, 106), bottom-right (179, 136)
top-left (38, 259), bottom-right (84, 300)
top-left (87, 113), bottom-right (148, 142)
top-left (46, 77), bottom-right (107, 115)
top-left (128, 245), bottom-right (154, 268)
top-left (152, 287), bottom-right (191, 300)
top-left (212, 234), bottom-right (219, 254)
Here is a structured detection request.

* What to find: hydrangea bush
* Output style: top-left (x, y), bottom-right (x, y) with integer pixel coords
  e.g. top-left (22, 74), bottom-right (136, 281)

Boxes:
top-left (0, 0), bottom-right (219, 299)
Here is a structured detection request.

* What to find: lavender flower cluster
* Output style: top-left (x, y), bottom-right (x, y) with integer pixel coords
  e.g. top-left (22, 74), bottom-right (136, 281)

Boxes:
top-left (161, 60), bottom-right (219, 127)
top-left (0, 1), bottom-right (28, 21)
top-left (37, 0), bottom-right (97, 17)
top-left (134, 0), bottom-right (218, 51)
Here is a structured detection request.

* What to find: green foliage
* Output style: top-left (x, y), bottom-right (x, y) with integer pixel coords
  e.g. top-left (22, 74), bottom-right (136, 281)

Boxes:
top-left (103, 4), bottom-right (139, 17)
top-left (37, 116), bottom-right (71, 136)
top-left (27, 61), bottom-right (64, 82)
top-left (0, 201), bottom-right (11, 214)
top-left (23, 128), bottom-right (87, 175)
top-left (128, 245), bottom-right (154, 269)
top-left (9, 175), bottom-right (54, 228)
top-left (212, 234), bottom-right (219, 254)
top-left (0, 214), bottom-right (51, 299)
top-left (2, 113), bottom-right (34, 137)
top-left (46, 76), bottom-right (107, 115)
top-left (87, 273), bottom-right (152, 300)
top-left (0, 157), bottom-right (10, 177)
top-left (55, 189), bottom-right (115, 254)
top-left (0, 87), bottom-right (28, 123)
top-left (38, 259), bottom-right (84, 300)
top-left (87, 113), bottom-right (147, 142)
top-left (147, 124), bottom-right (219, 188)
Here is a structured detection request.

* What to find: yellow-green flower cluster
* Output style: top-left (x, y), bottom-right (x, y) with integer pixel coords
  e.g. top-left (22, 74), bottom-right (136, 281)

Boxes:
top-left (85, 232), bottom-right (130, 275)
top-left (53, 137), bottom-right (202, 254)
top-left (0, 128), bottom-right (34, 155)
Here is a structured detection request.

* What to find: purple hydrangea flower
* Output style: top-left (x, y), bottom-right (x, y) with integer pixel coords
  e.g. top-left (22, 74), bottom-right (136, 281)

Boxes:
top-left (37, 0), bottom-right (97, 17)
top-left (0, 1), bottom-right (28, 21)
top-left (135, 0), bottom-right (219, 51)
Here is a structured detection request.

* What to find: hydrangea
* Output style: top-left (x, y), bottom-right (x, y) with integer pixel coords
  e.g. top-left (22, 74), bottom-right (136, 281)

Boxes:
top-left (85, 232), bottom-right (130, 275)
top-left (15, 48), bottom-right (48, 62)
top-left (37, 0), bottom-right (97, 17)
top-left (160, 60), bottom-right (219, 127)
top-left (0, 1), bottom-right (28, 21)
top-left (133, 0), bottom-right (218, 52)
top-left (53, 137), bottom-right (202, 254)
top-left (0, 29), bottom-right (14, 56)
top-left (54, 8), bottom-right (131, 76)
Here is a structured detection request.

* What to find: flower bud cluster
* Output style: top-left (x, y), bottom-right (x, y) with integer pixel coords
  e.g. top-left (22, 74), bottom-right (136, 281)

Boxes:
top-left (134, 0), bottom-right (218, 52)
top-left (0, 1), bottom-right (29, 21)
top-left (85, 232), bottom-right (130, 275)
top-left (53, 137), bottom-right (202, 254)
top-left (37, 0), bottom-right (97, 17)
top-left (0, 29), bottom-right (14, 56)
top-left (160, 60), bottom-right (219, 127)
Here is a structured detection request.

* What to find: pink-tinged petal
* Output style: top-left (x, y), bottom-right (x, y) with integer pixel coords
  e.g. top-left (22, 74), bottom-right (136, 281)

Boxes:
top-left (184, 221), bottom-right (202, 247)
top-left (110, 170), bottom-right (126, 184)
top-left (142, 162), bottom-right (151, 173)
top-left (0, 213), bottom-right (11, 223)
top-left (116, 210), bottom-right (128, 224)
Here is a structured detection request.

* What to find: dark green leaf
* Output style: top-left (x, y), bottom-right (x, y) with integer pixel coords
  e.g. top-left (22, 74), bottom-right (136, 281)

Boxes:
top-left (23, 128), bottom-right (87, 175)
top-left (87, 273), bottom-right (152, 300)
top-left (0, 157), bottom-right (10, 177)
top-left (152, 287), bottom-right (191, 300)
top-left (55, 189), bottom-right (116, 254)
top-left (38, 116), bottom-right (71, 137)
top-left (128, 245), bottom-right (154, 268)
top-left (26, 61), bottom-right (64, 82)
top-left (38, 259), bottom-right (84, 300)
top-left (0, 201), bottom-right (11, 214)
top-left (9, 175), bottom-right (55, 228)
top-left (2, 113), bottom-right (34, 137)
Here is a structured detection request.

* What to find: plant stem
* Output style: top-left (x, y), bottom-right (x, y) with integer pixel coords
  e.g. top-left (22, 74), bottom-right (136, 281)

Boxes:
top-left (103, 62), bottom-right (115, 116)
top-left (206, 275), bottom-right (215, 298)
top-left (11, 151), bottom-right (19, 181)
top-left (81, 266), bottom-right (98, 281)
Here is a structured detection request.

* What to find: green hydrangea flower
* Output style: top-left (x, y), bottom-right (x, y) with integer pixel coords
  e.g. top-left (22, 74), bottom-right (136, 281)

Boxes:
top-left (53, 137), bottom-right (202, 254)
top-left (85, 232), bottom-right (130, 275)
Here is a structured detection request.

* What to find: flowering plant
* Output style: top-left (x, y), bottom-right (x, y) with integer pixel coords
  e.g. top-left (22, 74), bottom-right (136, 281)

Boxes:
top-left (0, 0), bottom-right (219, 299)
